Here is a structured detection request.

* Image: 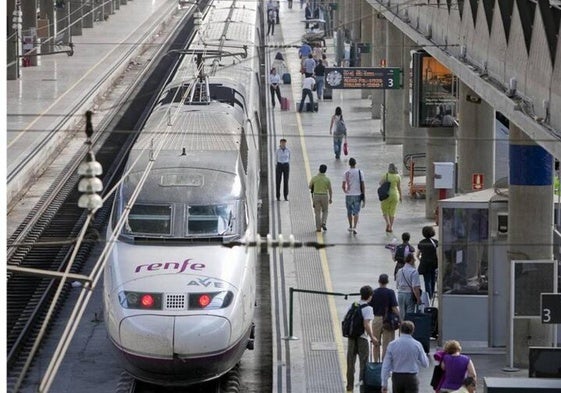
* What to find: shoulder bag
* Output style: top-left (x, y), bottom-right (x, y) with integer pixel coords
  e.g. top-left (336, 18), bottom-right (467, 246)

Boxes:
top-left (382, 291), bottom-right (401, 331)
top-left (377, 174), bottom-right (390, 201)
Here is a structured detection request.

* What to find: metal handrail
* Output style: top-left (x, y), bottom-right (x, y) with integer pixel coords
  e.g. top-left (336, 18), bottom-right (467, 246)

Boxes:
top-left (285, 287), bottom-right (360, 339)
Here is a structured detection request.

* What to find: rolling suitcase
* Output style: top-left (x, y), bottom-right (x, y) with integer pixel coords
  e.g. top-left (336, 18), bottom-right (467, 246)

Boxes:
top-left (306, 102), bottom-right (318, 112)
top-left (281, 97), bottom-right (290, 111)
top-left (405, 312), bottom-right (431, 353)
top-left (323, 86), bottom-right (332, 100)
top-left (424, 306), bottom-right (438, 339)
top-left (362, 348), bottom-right (382, 393)
top-left (282, 72), bottom-right (291, 84)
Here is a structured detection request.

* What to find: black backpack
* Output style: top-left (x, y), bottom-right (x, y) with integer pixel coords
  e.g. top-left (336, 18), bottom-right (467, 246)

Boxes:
top-left (342, 302), bottom-right (367, 338)
top-left (394, 243), bottom-right (412, 263)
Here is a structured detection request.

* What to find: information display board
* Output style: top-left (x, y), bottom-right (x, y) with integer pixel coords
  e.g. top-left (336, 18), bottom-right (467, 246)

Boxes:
top-left (541, 293), bottom-right (561, 323)
top-left (324, 67), bottom-right (401, 89)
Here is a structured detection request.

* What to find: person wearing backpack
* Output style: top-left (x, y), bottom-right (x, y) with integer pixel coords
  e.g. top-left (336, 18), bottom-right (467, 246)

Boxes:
top-left (329, 106), bottom-right (347, 159)
top-left (393, 232), bottom-right (415, 281)
top-left (344, 285), bottom-right (377, 392)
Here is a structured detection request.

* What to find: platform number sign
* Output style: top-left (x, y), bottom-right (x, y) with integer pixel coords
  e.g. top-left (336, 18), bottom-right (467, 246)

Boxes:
top-left (541, 293), bottom-right (561, 324)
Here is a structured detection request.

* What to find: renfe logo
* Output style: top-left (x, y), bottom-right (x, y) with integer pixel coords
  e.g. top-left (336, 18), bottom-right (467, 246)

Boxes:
top-left (134, 259), bottom-right (206, 274)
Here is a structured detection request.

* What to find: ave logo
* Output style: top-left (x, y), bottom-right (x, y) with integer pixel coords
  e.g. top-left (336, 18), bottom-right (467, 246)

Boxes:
top-left (187, 277), bottom-right (225, 289)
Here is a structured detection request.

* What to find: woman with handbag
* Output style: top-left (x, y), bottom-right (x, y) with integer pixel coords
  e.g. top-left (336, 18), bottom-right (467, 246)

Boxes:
top-left (379, 163), bottom-right (402, 233)
top-left (438, 340), bottom-right (477, 392)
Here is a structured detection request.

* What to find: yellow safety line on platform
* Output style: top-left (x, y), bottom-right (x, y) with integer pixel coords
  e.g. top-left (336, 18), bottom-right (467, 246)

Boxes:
top-left (296, 110), bottom-right (347, 387)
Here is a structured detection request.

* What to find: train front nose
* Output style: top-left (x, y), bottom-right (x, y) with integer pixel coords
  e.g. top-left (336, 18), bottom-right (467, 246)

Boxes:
top-left (119, 315), bottom-right (231, 357)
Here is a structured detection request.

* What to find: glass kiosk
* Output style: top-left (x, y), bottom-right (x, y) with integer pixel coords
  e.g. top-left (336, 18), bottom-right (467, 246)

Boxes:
top-left (438, 188), bottom-right (509, 348)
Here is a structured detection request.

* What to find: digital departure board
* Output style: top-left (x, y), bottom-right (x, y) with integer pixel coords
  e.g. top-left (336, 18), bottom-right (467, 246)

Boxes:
top-left (324, 67), bottom-right (401, 89)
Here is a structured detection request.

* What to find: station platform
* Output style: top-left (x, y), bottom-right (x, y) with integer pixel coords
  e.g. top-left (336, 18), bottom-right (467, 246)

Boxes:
top-left (7, 1), bottom-right (531, 392)
top-left (266, 2), bottom-right (528, 392)
top-left (6, 0), bottom-right (179, 238)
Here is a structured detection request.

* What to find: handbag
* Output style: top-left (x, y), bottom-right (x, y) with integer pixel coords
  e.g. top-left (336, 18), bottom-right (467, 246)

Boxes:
top-left (430, 363), bottom-right (444, 389)
top-left (383, 310), bottom-right (401, 331)
top-left (343, 141), bottom-right (348, 156)
top-left (358, 170), bottom-right (365, 201)
top-left (377, 174), bottom-right (390, 201)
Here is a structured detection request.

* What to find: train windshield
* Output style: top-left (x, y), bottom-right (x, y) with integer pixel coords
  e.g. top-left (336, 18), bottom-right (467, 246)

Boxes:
top-left (187, 203), bottom-right (237, 236)
top-left (126, 204), bottom-right (173, 235)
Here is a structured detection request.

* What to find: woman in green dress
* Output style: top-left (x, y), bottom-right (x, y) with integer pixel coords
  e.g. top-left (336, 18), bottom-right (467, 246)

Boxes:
top-left (380, 163), bottom-right (402, 233)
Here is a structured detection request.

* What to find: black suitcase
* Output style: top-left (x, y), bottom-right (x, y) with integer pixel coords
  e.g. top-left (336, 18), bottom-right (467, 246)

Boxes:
top-left (323, 86), bottom-right (332, 100)
top-left (306, 102), bottom-right (318, 112)
top-left (282, 72), bottom-right (291, 84)
top-left (424, 306), bottom-right (438, 339)
top-left (405, 312), bottom-right (431, 353)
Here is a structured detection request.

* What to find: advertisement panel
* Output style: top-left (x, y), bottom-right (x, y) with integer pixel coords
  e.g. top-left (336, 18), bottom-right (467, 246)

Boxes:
top-left (411, 50), bottom-right (458, 127)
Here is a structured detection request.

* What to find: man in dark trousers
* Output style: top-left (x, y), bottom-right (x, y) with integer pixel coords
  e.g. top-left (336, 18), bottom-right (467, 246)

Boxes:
top-left (381, 321), bottom-right (429, 393)
top-left (275, 138), bottom-right (291, 201)
top-left (346, 285), bottom-right (377, 392)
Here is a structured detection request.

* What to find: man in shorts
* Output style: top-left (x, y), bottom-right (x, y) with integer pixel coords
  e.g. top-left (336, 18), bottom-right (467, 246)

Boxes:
top-left (342, 157), bottom-right (365, 235)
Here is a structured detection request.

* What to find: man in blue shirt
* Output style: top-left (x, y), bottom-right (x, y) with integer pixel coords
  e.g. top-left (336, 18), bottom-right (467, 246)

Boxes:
top-left (381, 321), bottom-right (429, 393)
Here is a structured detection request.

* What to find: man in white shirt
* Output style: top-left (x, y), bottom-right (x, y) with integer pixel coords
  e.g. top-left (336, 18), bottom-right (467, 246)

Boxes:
top-left (275, 138), bottom-right (291, 201)
top-left (342, 157), bottom-right (365, 234)
top-left (381, 321), bottom-right (429, 393)
top-left (345, 285), bottom-right (377, 392)
top-left (298, 75), bottom-right (316, 112)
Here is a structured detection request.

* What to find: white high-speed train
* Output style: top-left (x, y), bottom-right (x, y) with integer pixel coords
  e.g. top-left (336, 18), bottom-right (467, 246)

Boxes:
top-left (103, 1), bottom-right (262, 386)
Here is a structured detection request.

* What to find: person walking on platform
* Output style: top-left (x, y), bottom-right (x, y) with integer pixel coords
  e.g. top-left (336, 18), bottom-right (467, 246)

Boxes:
top-left (329, 106), bottom-right (347, 159)
top-left (275, 138), bottom-right (291, 201)
top-left (304, 1), bottom-right (312, 29)
top-left (298, 41), bottom-right (312, 59)
top-left (393, 232), bottom-right (415, 281)
top-left (416, 225), bottom-right (439, 301)
top-left (309, 164), bottom-right (332, 232)
top-left (314, 59), bottom-right (326, 100)
top-left (439, 340), bottom-right (477, 393)
top-left (342, 157), bottom-right (365, 235)
top-left (345, 285), bottom-right (377, 392)
top-left (298, 75), bottom-right (315, 112)
top-left (381, 321), bottom-right (430, 393)
top-left (380, 163), bottom-right (402, 233)
top-left (302, 53), bottom-right (316, 77)
top-left (269, 67), bottom-right (282, 108)
top-left (266, 7), bottom-right (276, 36)
top-left (395, 253), bottom-right (421, 320)
top-left (370, 274), bottom-right (400, 362)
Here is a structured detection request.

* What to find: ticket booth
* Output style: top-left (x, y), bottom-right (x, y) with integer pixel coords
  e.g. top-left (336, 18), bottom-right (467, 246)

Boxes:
top-left (438, 188), bottom-right (509, 348)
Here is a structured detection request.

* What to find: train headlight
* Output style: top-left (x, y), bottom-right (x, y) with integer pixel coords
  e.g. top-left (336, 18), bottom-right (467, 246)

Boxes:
top-left (119, 291), bottom-right (163, 310)
top-left (188, 291), bottom-right (234, 310)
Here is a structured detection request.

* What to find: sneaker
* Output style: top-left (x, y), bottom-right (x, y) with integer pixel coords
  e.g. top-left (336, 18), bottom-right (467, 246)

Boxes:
top-left (352, 228), bottom-right (357, 235)
top-left (322, 224), bottom-right (327, 231)
top-left (347, 227), bottom-right (353, 232)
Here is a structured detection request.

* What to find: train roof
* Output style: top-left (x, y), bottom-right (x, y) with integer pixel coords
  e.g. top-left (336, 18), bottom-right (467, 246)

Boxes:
top-left (131, 106), bottom-right (244, 157)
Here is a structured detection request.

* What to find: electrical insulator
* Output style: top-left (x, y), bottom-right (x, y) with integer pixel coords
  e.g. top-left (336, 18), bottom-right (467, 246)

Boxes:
top-left (78, 112), bottom-right (103, 211)
top-left (77, 151), bottom-right (103, 211)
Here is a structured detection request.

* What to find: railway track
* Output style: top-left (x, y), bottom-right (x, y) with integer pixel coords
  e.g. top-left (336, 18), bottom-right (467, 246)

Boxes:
top-left (6, 3), bottom-right (208, 391)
